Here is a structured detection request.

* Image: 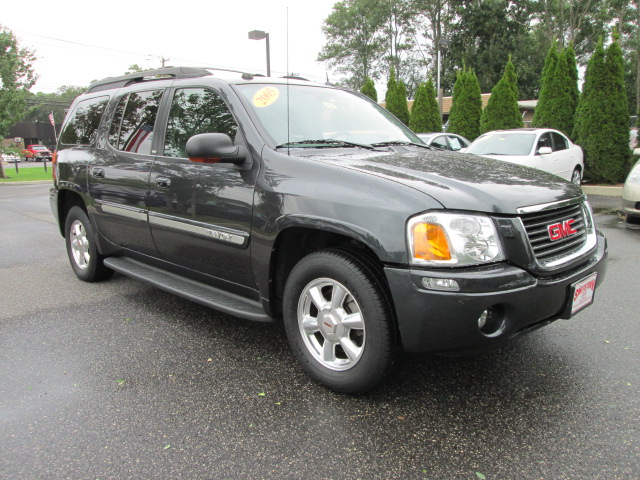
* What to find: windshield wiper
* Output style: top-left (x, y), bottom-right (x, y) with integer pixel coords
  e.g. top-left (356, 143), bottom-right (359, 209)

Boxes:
top-left (371, 141), bottom-right (434, 149)
top-left (276, 139), bottom-right (379, 150)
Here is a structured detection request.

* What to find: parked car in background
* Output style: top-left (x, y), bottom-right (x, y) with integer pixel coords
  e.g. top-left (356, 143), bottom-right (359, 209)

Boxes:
top-left (1, 153), bottom-right (21, 163)
top-left (465, 128), bottom-right (584, 185)
top-left (416, 132), bottom-right (469, 151)
top-left (622, 153), bottom-right (640, 223)
top-left (22, 144), bottom-right (52, 162)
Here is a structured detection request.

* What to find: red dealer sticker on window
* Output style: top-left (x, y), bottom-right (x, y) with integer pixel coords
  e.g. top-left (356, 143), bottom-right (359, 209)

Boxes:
top-left (253, 87), bottom-right (280, 108)
top-left (570, 273), bottom-right (598, 315)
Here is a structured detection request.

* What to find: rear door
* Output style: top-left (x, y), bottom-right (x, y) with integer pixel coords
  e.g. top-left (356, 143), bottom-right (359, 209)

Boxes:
top-left (88, 88), bottom-right (165, 255)
top-left (148, 86), bottom-right (257, 290)
top-left (551, 131), bottom-right (574, 180)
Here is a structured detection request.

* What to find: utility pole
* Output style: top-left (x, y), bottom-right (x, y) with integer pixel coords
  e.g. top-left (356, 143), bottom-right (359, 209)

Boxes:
top-left (161, 56), bottom-right (170, 68)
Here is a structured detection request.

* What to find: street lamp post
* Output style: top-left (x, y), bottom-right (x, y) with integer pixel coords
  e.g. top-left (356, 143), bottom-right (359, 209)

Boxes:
top-left (436, 37), bottom-right (449, 127)
top-left (248, 30), bottom-right (271, 77)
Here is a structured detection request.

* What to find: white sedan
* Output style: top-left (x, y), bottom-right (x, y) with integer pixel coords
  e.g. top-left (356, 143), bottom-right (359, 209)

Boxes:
top-left (622, 154), bottom-right (640, 223)
top-left (464, 128), bottom-right (584, 185)
top-left (1, 153), bottom-right (21, 163)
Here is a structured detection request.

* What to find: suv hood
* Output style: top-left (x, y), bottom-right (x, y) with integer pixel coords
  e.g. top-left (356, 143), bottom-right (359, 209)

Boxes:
top-left (311, 148), bottom-right (582, 214)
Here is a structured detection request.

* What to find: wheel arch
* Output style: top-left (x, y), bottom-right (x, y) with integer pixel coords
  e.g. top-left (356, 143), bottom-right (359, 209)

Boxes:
top-left (267, 226), bottom-right (394, 320)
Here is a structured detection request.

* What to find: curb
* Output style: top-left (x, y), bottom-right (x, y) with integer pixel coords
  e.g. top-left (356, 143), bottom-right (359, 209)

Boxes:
top-left (0, 181), bottom-right (53, 186)
top-left (581, 185), bottom-right (623, 197)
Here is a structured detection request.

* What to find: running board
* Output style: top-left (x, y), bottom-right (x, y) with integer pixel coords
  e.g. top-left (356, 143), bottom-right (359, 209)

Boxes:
top-left (103, 257), bottom-right (272, 323)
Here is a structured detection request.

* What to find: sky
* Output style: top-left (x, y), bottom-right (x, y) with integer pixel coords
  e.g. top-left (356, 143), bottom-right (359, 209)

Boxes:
top-left (2, 0), bottom-right (339, 93)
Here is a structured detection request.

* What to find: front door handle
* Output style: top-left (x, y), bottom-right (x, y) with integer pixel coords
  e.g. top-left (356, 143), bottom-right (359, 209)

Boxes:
top-left (92, 167), bottom-right (105, 178)
top-left (155, 176), bottom-right (171, 188)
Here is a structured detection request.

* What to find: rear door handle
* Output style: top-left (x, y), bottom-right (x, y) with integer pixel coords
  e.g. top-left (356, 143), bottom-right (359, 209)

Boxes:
top-left (92, 167), bottom-right (105, 178)
top-left (155, 177), bottom-right (171, 188)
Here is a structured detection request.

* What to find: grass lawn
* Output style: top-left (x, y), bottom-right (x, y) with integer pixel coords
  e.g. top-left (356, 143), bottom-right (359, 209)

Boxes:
top-left (0, 165), bottom-right (54, 183)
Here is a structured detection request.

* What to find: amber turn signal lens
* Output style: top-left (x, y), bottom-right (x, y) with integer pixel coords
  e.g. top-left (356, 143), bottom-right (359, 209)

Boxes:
top-left (412, 223), bottom-right (451, 261)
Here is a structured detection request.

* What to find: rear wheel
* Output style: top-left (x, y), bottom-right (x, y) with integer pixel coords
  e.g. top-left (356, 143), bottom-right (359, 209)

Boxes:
top-left (64, 206), bottom-right (113, 282)
top-left (283, 249), bottom-right (397, 393)
top-left (571, 168), bottom-right (581, 186)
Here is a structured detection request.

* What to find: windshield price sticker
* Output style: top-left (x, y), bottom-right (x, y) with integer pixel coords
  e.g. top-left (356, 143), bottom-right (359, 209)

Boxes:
top-left (253, 87), bottom-right (280, 108)
top-left (571, 273), bottom-right (597, 315)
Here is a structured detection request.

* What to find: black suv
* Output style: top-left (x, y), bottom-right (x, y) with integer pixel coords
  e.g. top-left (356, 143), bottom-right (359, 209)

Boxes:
top-left (51, 67), bottom-right (607, 393)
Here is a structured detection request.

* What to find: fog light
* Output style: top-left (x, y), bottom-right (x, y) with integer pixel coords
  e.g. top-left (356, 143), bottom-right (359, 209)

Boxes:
top-left (477, 307), bottom-right (505, 337)
top-left (421, 277), bottom-right (460, 291)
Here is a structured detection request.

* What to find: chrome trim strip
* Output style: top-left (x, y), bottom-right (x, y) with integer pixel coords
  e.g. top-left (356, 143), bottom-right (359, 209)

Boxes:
top-left (516, 195), bottom-right (586, 215)
top-left (101, 201), bottom-right (148, 222)
top-left (148, 212), bottom-right (248, 247)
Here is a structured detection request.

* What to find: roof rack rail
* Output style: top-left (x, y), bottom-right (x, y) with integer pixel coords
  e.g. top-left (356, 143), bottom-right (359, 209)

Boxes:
top-left (85, 67), bottom-right (213, 93)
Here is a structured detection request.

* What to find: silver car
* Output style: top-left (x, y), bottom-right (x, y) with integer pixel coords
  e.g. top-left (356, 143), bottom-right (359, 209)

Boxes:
top-left (622, 153), bottom-right (640, 223)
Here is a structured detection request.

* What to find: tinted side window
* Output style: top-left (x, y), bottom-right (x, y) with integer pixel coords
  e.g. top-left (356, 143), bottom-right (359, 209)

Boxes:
top-left (551, 132), bottom-right (568, 151)
top-left (59, 96), bottom-right (109, 146)
top-left (448, 136), bottom-right (463, 151)
top-left (164, 88), bottom-right (238, 158)
top-left (108, 90), bottom-right (163, 154)
top-left (537, 132), bottom-right (552, 151)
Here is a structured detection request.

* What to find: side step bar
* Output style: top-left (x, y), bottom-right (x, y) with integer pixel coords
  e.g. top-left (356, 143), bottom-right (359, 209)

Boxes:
top-left (103, 256), bottom-right (272, 323)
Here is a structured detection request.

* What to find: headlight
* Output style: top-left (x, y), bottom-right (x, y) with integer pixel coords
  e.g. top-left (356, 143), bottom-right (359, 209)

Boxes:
top-left (626, 163), bottom-right (640, 184)
top-left (407, 212), bottom-right (505, 266)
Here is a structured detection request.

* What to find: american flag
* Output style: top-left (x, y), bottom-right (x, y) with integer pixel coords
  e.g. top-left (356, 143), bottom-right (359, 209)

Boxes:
top-left (124, 124), bottom-right (153, 153)
top-left (49, 112), bottom-right (55, 126)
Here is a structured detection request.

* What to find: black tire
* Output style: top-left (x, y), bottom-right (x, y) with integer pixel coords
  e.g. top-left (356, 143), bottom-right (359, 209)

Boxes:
top-left (283, 249), bottom-right (397, 394)
top-left (64, 206), bottom-right (113, 282)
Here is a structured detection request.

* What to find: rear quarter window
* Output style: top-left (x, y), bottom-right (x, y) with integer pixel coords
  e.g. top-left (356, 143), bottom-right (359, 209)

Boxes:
top-left (59, 96), bottom-right (109, 146)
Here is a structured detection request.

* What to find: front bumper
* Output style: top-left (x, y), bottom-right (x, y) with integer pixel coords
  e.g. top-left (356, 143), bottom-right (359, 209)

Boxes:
top-left (385, 231), bottom-right (608, 353)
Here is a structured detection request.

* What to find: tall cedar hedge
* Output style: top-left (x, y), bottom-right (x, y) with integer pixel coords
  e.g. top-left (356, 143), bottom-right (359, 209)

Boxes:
top-left (361, 77), bottom-right (378, 102)
top-left (409, 79), bottom-right (441, 133)
top-left (532, 43), bottom-right (558, 128)
top-left (545, 49), bottom-right (575, 137)
top-left (480, 58), bottom-right (522, 133)
top-left (574, 36), bottom-right (630, 183)
top-left (448, 67), bottom-right (482, 141)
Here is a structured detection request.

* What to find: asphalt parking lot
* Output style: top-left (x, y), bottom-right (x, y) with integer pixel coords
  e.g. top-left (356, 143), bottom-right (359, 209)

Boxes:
top-left (1, 184), bottom-right (638, 480)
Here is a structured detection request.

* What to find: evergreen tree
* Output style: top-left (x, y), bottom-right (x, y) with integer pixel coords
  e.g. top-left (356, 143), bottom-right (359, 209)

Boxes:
top-left (565, 43), bottom-right (580, 111)
top-left (480, 61), bottom-right (522, 133)
top-left (604, 33), bottom-right (631, 179)
top-left (503, 55), bottom-right (519, 100)
top-left (361, 77), bottom-right (378, 102)
top-left (385, 67), bottom-right (397, 105)
top-left (448, 67), bottom-right (482, 141)
top-left (532, 43), bottom-right (558, 128)
top-left (545, 49), bottom-right (575, 137)
top-left (574, 37), bottom-right (628, 183)
top-left (409, 79), bottom-right (441, 133)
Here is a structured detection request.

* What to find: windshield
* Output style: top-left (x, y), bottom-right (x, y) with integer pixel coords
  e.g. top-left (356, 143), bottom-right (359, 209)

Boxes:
top-left (466, 133), bottom-right (536, 156)
top-left (32, 146), bottom-right (48, 150)
top-left (236, 83), bottom-right (420, 147)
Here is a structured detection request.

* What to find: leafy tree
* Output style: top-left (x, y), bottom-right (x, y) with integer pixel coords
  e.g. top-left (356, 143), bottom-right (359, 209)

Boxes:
top-left (448, 67), bottom-right (482, 140)
top-left (444, 0), bottom-right (541, 99)
top-left (480, 62), bottom-right (522, 133)
top-left (24, 85), bottom-right (86, 123)
top-left (409, 79), bottom-right (441, 133)
top-left (532, 43), bottom-right (559, 127)
top-left (361, 77), bottom-right (378, 102)
top-left (0, 25), bottom-right (37, 137)
top-left (318, 0), bottom-right (387, 90)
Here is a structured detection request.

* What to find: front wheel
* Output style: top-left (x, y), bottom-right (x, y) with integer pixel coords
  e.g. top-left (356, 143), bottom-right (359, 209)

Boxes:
top-left (571, 168), bottom-right (581, 186)
top-left (283, 249), bottom-right (397, 393)
top-left (64, 206), bottom-right (113, 282)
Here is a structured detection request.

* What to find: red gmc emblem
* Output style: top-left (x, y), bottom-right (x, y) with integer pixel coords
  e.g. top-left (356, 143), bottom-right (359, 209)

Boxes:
top-left (548, 219), bottom-right (578, 241)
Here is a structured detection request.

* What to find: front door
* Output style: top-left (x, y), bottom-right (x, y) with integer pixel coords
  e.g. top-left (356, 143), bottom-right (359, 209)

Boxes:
top-left (148, 87), bottom-right (257, 290)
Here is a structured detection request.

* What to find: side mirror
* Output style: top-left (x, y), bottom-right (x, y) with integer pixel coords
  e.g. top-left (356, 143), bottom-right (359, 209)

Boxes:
top-left (185, 133), bottom-right (248, 166)
top-left (538, 146), bottom-right (552, 155)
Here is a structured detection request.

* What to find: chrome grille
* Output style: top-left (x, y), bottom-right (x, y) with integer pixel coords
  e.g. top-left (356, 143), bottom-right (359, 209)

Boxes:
top-left (520, 203), bottom-right (587, 264)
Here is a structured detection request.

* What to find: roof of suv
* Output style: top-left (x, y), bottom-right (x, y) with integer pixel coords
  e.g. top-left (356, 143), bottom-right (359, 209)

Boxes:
top-left (86, 66), bottom-right (316, 94)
